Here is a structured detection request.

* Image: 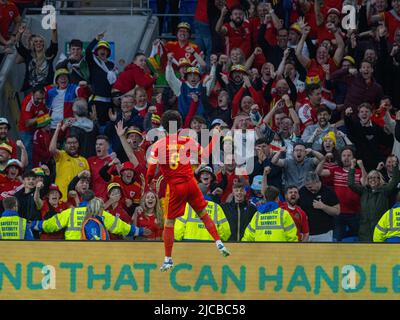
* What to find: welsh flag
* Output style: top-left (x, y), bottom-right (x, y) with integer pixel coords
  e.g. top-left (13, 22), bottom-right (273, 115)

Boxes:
top-left (147, 42), bottom-right (168, 86)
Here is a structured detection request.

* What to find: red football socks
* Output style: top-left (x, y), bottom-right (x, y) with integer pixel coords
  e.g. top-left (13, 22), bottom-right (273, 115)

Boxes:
top-left (163, 225), bottom-right (174, 257)
top-left (200, 214), bottom-right (221, 241)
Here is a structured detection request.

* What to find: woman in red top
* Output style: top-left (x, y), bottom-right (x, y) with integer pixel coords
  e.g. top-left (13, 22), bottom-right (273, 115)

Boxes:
top-left (133, 191), bottom-right (163, 240)
top-left (36, 184), bottom-right (69, 240)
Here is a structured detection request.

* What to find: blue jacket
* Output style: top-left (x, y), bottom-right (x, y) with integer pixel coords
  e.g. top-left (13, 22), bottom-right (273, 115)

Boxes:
top-left (256, 201), bottom-right (279, 214)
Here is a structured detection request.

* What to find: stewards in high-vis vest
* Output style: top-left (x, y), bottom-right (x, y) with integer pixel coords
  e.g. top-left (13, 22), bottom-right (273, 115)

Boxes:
top-left (0, 197), bottom-right (34, 240)
top-left (242, 186), bottom-right (298, 242)
top-left (174, 200), bottom-right (231, 241)
top-left (31, 191), bottom-right (149, 240)
top-left (374, 202), bottom-right (400, 242)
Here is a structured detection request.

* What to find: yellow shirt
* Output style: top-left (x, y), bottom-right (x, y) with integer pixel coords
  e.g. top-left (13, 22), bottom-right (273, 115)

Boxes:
top-left (55, 150), bottom-right (89, 201)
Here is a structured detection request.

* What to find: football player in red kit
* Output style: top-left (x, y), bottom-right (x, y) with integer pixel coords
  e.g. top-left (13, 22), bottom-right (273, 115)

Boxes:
top-left (146, 110), bottom-right (231, 271)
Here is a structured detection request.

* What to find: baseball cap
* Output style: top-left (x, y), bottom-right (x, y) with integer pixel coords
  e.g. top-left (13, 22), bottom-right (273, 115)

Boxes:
top-left (0, 118), bottom-right (10, 129)
top-left (107, 182), bottom-right (121, 193)
top-left (48, 184), bottom-right (62, 198)
top-left (251, 175), bottom-right (263, 191)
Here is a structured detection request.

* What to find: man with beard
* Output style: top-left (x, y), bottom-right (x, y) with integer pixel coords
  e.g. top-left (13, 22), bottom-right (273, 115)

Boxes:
top-left (67, 170), bottom-right (91, 207)
top-left (0, 118), bottom-right (17, 159)
top-left (302, 106), bottom-right (346, 150)
top-left (56, 39), bottom-right (88, 84)
top-left (331, 60), bottom-right (384, 112)
top-left (280, 185), bottom-right (309, 242)
top-left (271, 142), bottom-right (324, 189)
top-left (216, 5), bottom-right (252, 58)
top-left (159, 22), bottom-right (203, 70)
top-left (49, 122), bottom-right (89, 202)
top-left (87, 136), bottom-right (113, 201)
top-left (317, 147), bottom-right (365, 241)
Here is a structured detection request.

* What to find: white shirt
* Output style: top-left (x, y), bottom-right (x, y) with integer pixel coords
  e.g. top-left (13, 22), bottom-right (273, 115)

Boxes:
top-left (50, 88), bottom-right (67, 129)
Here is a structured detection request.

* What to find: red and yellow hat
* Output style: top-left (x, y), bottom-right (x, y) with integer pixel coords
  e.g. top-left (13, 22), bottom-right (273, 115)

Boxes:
top-left (107, 182), bottom-right (121, 193)
top-left (178, 58), bottom-right (192, 68)
top-left (290, 23), bottom-right (302, 34)
top-left (185, 67), bottom-right (200, 75)
top-left (125, 128), bottom-right (142, 137)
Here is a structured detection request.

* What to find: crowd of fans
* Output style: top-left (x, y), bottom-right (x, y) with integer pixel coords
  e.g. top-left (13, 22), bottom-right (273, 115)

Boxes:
top-left (1, 0), bottom-right (400, 242)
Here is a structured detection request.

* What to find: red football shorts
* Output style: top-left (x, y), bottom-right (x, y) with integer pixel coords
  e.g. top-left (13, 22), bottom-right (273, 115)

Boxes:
top-left (164, 178), bottom-right (208, 220)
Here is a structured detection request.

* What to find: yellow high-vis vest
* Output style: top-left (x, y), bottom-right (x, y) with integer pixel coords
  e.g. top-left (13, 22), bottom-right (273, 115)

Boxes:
top-left (242, 207), bottom-right (298, 242)
top-left (174, 201), bottom-right (231, 241)
top-left (374, 207), bottom-right (400, 242)
top-left (0, 216), bottom-right (27, 240)
top-left (43, 206), bottom-right (132, 240)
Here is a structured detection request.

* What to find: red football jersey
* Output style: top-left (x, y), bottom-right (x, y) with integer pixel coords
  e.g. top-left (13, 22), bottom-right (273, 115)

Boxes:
top-left (0, 1), bottom-right (19, 40)
top-left (148, 135), bottom-right (201, 184)
top-left (136, 212), bottom-right (163, 239)
top-left (383, 10), bottom-right (400, 44)
top-left (223, 21), bottom-right (253, 58)
top-left (280, 202), bottom-right (309, 241)
top-left (88, 155), bottom-right (112, 201)
top-left (111, 175), bottom-right (142, 206)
